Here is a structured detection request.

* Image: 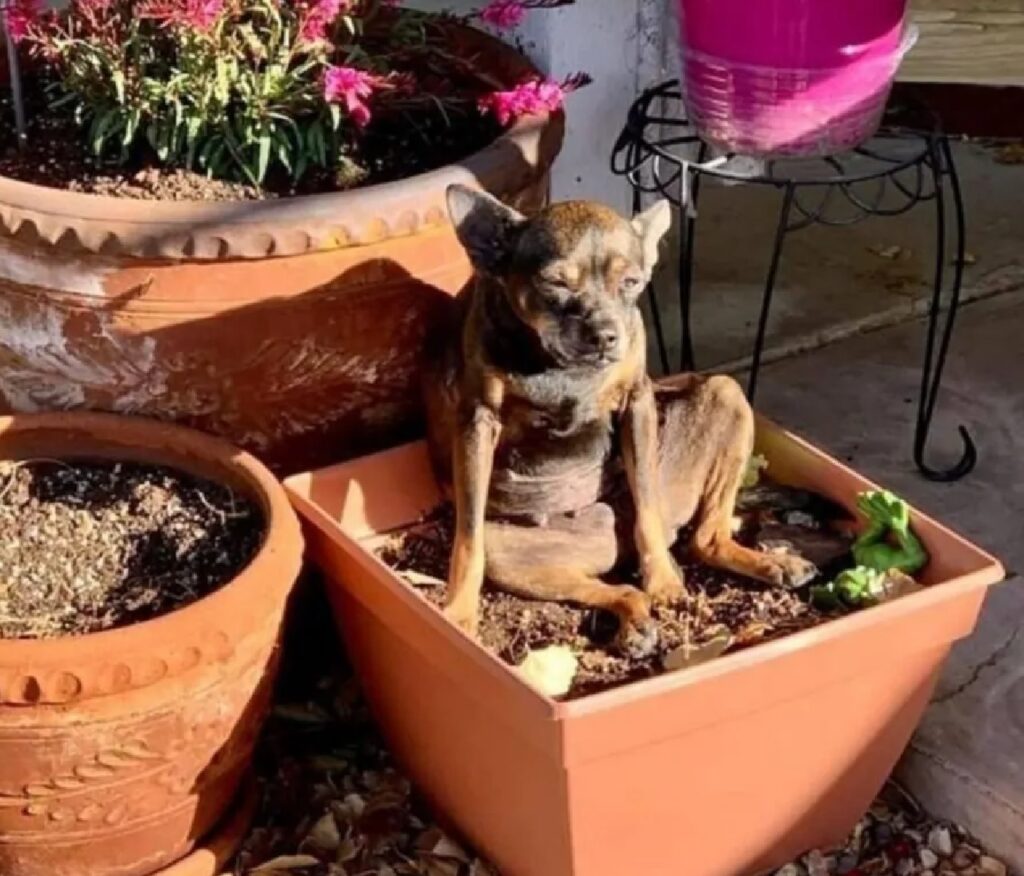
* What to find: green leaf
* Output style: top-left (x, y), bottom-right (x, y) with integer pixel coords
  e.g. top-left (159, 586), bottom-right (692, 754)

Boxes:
top-left (293, 150), bottom-right (309, 184)
top-left (89, 108), bottom-right (119, 156)
top-left (122, 109), bottom-right (141, 148)
top-left (307, 120), bottom-right (326, 166)
top-left (257, 128), bottom-right (272, 183)
top-left (111, 69), bottom-right (126, 104)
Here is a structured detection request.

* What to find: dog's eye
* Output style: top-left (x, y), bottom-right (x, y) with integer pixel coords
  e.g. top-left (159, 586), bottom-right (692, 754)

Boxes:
top-left (541, 282), bottom-right (572, 304)
top-left (621, 275), bottom-right (644, 294)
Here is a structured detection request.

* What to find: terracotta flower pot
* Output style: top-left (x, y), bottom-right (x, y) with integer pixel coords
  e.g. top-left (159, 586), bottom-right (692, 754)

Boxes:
top-left (0, 411), bottom-right (303, 876)
top-left (0, 25), bottom-right (562, 476)
top-left (284, 400), bottom-right (1005, 876)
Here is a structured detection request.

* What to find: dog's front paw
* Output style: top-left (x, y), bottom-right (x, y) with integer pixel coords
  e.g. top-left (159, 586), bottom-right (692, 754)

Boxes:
top-left (615, 616), bottom-right (660, 660)
top-left (443, 601), bottom-right (480, 638)
top-left (644, 558), bottom-right (686, 604)
top-left (766, 551), bottom-right (819, 590)
top-left (609, 587), bottom-right (660, 659)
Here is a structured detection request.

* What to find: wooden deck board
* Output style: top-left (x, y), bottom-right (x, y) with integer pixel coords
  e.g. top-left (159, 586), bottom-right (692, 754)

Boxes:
top-left (900, 0), bottom-right (1024, 85)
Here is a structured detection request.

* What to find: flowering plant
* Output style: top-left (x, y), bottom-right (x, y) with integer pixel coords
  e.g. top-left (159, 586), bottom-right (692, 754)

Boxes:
top-left (6, 0), bottom-right (584, 189)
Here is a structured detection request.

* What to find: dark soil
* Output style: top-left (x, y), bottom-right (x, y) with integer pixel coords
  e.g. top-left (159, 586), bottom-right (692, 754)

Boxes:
top-left (378, 482), bottom-right (857, 699)
top-left (0, 81), bottom-right (502, 201)
top-left (0, 458), bottom-right (263, 639)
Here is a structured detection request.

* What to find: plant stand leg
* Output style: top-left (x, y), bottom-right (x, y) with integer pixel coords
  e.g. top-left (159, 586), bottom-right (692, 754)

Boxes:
top-left (746, 182), bottom-right (797, 403)
top-left (913, 135), bottom-right (977, 482)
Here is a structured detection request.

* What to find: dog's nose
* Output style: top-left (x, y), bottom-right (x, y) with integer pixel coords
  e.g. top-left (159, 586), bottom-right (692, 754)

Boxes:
top-left (593, 323), bottom-right (614, 350)
top-left (596, 326), bottom-right (619, 350)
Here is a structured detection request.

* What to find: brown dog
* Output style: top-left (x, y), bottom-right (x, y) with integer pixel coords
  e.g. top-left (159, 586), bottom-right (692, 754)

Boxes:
top-left (424, 185), bottom-right (816, 654)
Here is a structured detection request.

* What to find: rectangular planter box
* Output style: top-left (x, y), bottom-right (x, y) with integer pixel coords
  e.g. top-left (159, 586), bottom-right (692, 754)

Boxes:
top-left (284, 415), bottom-right (1004, 876)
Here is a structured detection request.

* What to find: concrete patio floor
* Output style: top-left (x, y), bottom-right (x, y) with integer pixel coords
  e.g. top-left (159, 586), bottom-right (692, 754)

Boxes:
top-left (648, 140), bottom-right (1024, 376)
top-left (748, 290), bottom-right (1024, 872)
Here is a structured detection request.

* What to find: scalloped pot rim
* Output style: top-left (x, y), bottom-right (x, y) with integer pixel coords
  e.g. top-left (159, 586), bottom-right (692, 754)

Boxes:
top-left (0, 411), bottom-right (303, 679)
top-left (0, 25), bottom-right (563, 260)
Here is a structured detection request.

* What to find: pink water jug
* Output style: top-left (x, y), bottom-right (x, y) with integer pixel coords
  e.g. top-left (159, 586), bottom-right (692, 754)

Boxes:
top-left (677, 0), bottom-right (917, 156)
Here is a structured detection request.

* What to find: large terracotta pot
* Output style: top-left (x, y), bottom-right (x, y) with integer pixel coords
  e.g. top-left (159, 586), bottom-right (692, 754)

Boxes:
top-left (0, 412), bottom-right (303, 876)
top-left (284, 381), bottom-right (1004, 876)
top-left (0, 24), bottom-right (562, 475)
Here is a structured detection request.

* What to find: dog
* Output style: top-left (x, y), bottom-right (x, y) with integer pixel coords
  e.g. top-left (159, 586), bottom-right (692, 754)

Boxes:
top-left (424, 185), bottom-right (816, 654)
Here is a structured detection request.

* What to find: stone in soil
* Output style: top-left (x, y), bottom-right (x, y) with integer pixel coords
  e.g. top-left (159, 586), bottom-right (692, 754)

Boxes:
top-left (377, 483), bottom-right (856, 698)
top-left (0, 459), bottom-right (263, 638)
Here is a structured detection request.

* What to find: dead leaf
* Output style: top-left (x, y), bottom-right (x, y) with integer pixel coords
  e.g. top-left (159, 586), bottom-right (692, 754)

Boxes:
top-left (307, 754), bottom-right (350, 771)
top-left (416, 828), bottom-right (470, 863)
top-left (735, 621), bottom-right (771, 646)
top-left (332, 793), bottom-right (366, 821)
top-left (663, 626), bottom-right (734, 671)
top-left (420, 860), bottom-right (460, 876)
top-left (273, 703), bottom-right (332, 724)
top-left (516, 645), bottom-right (578, 697)
top-left (878, 569), bottom-right (924, 602)
top-left (398, 570), bottom-right (446, 588)
top-left (432, 836), bottom-right (469, 862)
top-left (994, 142), bottom-right (1024, 164)
top-left (303, 813), bottom-right (341, 854)
top-left (869, 244), bottom-right (903, 260)
top-left (251, 855), bottom-right (321, 872)
top-left (336, 836), bottom-right (360, 863)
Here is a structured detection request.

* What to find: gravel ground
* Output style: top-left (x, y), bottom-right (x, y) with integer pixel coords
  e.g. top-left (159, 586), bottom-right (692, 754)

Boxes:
top-left (238, 665), bottom-right (1012, 876)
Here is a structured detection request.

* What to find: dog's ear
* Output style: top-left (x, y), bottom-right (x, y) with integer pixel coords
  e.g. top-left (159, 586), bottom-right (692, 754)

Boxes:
top-left (446, 184), bottom-right (525, 274)
top-left (631, 199), bottom-right (673, 275)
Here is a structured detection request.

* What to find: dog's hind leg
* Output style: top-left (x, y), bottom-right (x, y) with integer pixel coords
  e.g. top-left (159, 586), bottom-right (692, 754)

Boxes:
top-left (658, 375), bottom-right (817, 589)
top-left (484, 504), bottom-right (658, 656)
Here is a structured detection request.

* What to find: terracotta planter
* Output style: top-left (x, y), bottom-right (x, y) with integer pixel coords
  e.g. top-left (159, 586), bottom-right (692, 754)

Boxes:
top-left (0, 412), bottom-right (303, 876)
top-left (0, 25), bottom-right (562, 476)
top-left (284, 405), bottom-right (1004, 876)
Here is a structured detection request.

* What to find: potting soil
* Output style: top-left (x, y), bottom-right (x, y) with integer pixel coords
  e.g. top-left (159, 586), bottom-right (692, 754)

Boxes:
top-left (378, 481), bottom-right (860, 699)
top-left (0, 459), bottom-right (263, 638)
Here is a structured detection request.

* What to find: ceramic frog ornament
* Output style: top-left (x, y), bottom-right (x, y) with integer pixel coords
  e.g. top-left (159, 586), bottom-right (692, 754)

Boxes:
top-left (851, 490), bottom-right (927, 575)
top-left (811, 490), bottom-right (928, 611)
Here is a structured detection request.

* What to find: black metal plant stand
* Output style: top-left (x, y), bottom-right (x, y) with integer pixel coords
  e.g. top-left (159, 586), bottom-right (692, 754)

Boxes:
top-left (611, 79), bottom-right (977, 483)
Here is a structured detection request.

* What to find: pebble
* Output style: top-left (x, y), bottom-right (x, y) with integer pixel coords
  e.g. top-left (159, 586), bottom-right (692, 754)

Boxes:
top-left (805, 850), bottom-right (829, 876)
top-left (929, 827), bottom-right (954, 858)
top-left (837, 852), bottom-right (861, 874)
top-left (952, 848), bottom-right (976, 869)
top-left (920, 849), bottom-right (939, 870)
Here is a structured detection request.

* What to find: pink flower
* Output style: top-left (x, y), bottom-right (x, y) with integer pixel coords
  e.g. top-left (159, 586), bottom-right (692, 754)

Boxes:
top-left (4, 0), bottom-right (41, 42)
top-left (323, 65), bottom-right (377, 127)
top-left (184, 0), bottom-right (223, 29)
top-left (478, 78), bottom-right (569, 125)
top-left (300, 0), bottom-right (349, 43)
top-left (478, 0), bottom-right (525, 29)
top-left (138, 0), bottom-right (224, 30)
